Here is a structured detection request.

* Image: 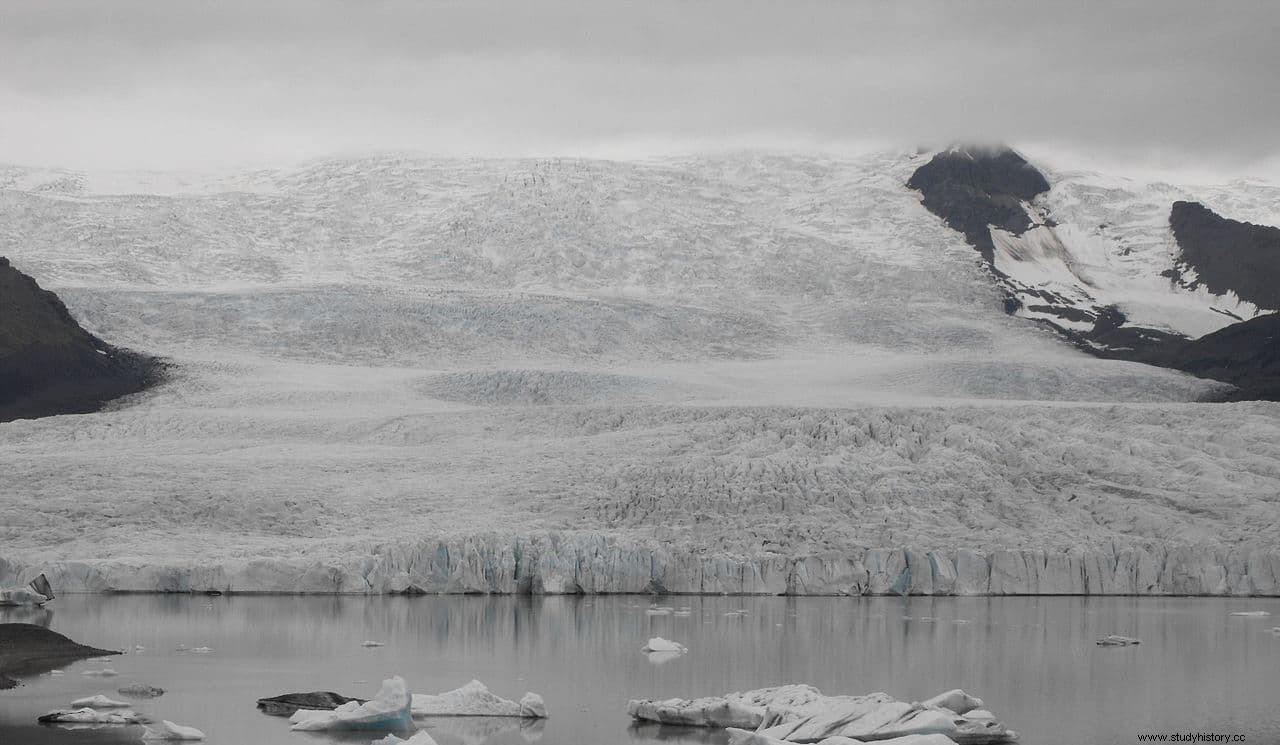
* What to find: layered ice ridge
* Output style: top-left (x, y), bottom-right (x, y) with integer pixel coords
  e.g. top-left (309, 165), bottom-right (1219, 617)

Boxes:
top-left (3, 536), bottom-right (1278, 596)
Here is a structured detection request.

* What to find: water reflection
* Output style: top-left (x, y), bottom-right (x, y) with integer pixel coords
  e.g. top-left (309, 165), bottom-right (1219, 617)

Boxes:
top-left (0, 605), bottom-right (54, 627)
top-left (0, 594), bottom-right (1276, 745)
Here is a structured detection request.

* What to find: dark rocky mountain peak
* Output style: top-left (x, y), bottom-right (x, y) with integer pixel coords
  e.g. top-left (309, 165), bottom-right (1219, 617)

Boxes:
top-left (906, 145), bottom-right (1051, 262)
top-left (0, 257), bottom-right (162, 422)
top-left (1169, 200), bottom-right (1280, 310)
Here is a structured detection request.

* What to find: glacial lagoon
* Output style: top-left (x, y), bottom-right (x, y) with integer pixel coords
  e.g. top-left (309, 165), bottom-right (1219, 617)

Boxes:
top-left (2, 595), bottom-right (1278, 745)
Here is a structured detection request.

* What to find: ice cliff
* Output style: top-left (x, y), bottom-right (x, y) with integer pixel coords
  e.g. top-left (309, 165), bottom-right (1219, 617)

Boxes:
top-left (2, 535), bottom-right (1278, 596)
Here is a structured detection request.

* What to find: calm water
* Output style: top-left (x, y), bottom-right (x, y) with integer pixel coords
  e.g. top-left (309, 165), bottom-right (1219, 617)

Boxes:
top-left (2, 595), bottom-right (1279, 745)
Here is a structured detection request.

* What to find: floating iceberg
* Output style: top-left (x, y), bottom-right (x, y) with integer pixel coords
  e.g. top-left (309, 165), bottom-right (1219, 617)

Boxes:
top-left (645, 650), bottom-right (685, 665)
top-left (38, 708), bottom-right (145, 724)
top-left (142, 720), bottom-right (206, 739)
top-left (118, 684), bottom-right (165, 698)
top-left (629, 685), bottom-right (1016, 744)
top-left (411, 680), bottom-right (547, 718)
top-left (0, 587), bottom-right (48, 606)
top-left (0, 574), bottom-right (54, 606)
top-left (290, 676), bottom-right (414, 732)
top-left (257, 691), bottom-right (365, 716)
top-left (372, 732), bottom-right (440, 745)
top-left (641, 637), bottom-right (687, 654)
top-left (1096, 635), bottom-right (1141, 646)
top-left (728, 728), bottom-right (960, 745)
top-left (70, 695), bottom-right (131, 708)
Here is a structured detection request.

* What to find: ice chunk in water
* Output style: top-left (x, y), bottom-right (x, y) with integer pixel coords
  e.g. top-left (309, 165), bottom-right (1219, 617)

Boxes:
top-left (291, 676), bottom-right (413, 732)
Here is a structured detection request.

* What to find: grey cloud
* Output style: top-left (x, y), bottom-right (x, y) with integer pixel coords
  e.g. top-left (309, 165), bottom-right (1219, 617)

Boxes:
top-left (0, 0), bottom-right (1277, 173)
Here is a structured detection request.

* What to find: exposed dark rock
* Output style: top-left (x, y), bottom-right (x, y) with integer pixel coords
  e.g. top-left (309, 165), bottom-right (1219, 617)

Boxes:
top-left (0, 257), bottom-right (164, 423)
top-left (0, 623), bottom-right (119, 689)
top-left (1169, 201), bottom-right (1280, 309)
top-left (907, 146), bottom-right (1050, 262)
top-left (908, 149), bottom-right (1280, 402)
top-left (1171, 313), bottom-right (1280, 401)
top-left (256, 691), bottom-right (366, 716)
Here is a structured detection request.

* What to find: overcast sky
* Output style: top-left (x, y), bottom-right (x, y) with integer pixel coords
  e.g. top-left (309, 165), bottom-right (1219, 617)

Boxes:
top-left (2, 0), bottom-right (1279, 177)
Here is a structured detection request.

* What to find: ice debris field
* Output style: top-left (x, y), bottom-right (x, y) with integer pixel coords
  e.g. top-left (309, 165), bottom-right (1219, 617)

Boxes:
top-left (0, 151), bottom-right (1278, 595)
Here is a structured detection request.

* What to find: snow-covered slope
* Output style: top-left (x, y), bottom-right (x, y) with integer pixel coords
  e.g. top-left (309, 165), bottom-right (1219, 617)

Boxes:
top-left (1, 151), bottom-right (1278, 595)
top-left (910, 147), bottom-right (1280, 342)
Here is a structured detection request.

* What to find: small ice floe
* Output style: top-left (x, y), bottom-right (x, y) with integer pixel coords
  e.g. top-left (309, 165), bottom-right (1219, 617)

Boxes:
top-left (81, 669), bottom-right (119, 677)
top-left (645, 606), bottom-right (674, 616)
top-left (411, 680), bottom-right (546, 718)
top-left (645, 650), bottom-right (684, 665)
top-left (175, 644), bottom-right (188, 651)
top-left (362, 640), bottom-right (386, 647)
top-left (38, 708), bottom-right (145, 724)
top-left (87, 656), bottom-right (114, 662)
top-left (372, 732), bottom-right (440, 745)
top-left (1096, 635), bottom-right (1141, 647)
top-left (952, 619), bottom-right (971, 624)
top-left (135, 645), bottom-right (146, 652)
top-left (142, 720), bottom-right (206, 740)
top-left (641, 637), bottom-right (687, 654)
top-left (1229, 611), bottom-right (1272, 617)
top-left (724, 611), bottom-right (745, 618)
top-left (291, 676), bottom-right (413, 731)
top-left (673, 607), bottom-right (692, 617)
top-left (70, 695), bottom-right (131, 708)
top-left (920, 617), bottom-right (937, 623)
top-left (1270, 627), bottom-right (1280, 635)
top-left (49, 670), bottom-right (64, 676)
top-left (189, 647), bottom-right (213, 654)
top-left (118, 684), bottom-right (165, 698)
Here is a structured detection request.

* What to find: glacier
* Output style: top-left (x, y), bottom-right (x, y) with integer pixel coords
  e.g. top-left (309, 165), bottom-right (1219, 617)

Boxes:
top-left (0, 151), bottom-right (1278, 596)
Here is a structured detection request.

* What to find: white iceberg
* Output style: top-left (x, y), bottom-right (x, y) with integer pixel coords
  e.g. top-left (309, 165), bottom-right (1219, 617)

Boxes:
top-left (371, 732), bottom-right (440, 745)
top-left (291, 676), bottom-right (414, 732)
top-left (728, 728), bottom-right (960, 745)
top-left (70, 695), bottom-right (131, 708)
top-left (0, 587), bottom-right (49, 606)
top-left (629, 685), bottom-right (1016, 744)
top-left (641, 637), bottom-right (687, 654)
top-left (411, 680), bottom-right (546, 718)
top-left (142, 720), bottom-right (206, 740)
top-left (627, 685), bottom-right (825, 729)
top-left (645, 650), bottom-right (685, 665)
top-left (38, 708), bottom-right (144, 724)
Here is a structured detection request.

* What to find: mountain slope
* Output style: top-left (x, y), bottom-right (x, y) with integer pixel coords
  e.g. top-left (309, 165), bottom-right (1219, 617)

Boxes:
top-left (0, 256), bottom-right (161, 422)
top-left (1169, 200), bottom-right (1280, 310)
top-left (908, 146), bottom-right (1280, 399)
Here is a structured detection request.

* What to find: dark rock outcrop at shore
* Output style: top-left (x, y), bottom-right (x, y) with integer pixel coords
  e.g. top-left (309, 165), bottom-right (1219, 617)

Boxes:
top-left (0, 257), bottom-right (163, 423)
top-left (1169, 200), bottom-right (1280, 310)
top-left (0, 623), bottom-right (119, 689)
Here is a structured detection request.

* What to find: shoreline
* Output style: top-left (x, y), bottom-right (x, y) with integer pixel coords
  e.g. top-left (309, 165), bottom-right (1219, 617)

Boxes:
top-left (4, 535), bottom-right (1279, 597)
